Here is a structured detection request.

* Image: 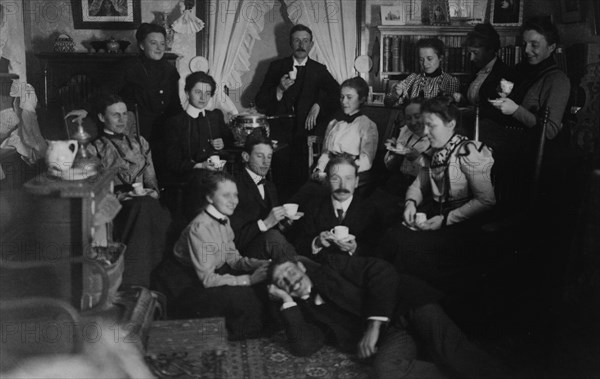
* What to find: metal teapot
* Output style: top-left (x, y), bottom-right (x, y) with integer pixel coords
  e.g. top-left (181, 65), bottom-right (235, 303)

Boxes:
top-left (229, 112), bottom-right (293, 147)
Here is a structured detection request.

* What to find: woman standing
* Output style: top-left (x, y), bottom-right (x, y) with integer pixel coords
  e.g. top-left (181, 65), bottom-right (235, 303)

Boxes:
top-left (384, 38), bottom-right (460, 107)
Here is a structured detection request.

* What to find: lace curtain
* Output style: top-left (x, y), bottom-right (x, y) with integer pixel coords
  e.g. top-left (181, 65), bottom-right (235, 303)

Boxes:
top-left (207, 0), bottom-right (276, 116)
top-left (283, 0), bottom-right (357, 83)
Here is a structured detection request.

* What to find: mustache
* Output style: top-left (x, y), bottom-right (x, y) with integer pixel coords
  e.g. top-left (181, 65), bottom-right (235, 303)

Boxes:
top-left (334, 188), bottom-right (351, 194)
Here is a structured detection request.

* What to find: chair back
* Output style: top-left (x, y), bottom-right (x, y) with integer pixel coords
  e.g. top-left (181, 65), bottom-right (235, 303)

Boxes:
top-left (307, 135), bottom-right (323, 174)
top-left (63, 103), bottom-right (140, 140)
top-left (58, 74), bottom-right (95, 111)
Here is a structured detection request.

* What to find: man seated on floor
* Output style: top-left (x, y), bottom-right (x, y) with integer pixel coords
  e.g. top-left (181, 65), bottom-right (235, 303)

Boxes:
top-left (230, 134), bottom-right (298, 260)
top-left (88, 94), bottom-right (170, 288)
top-left (267, 254), bottom-right (510, 379)
top-left (294, 154), bottom-right (381, 259)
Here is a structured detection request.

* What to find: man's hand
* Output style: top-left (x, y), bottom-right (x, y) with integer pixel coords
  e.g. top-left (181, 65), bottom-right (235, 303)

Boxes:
top-left (268, 284), bottom-right (293, 303)
top-left (263, 206), bottom-right (287, 230)
top-left (305, 103), bottom-right (320, 130)
top-left (358, 320), bottom-right (382, 359)
top-left (193, 160), bottom-right (219, 171)
top-left (334, 238), bottom-right (357, 255)
top-left (277, 74), bottom-right (295, 100)
top-left (417, 215), bottom-right (443, 231)
top-left (250, 263), bottom-right (269, 285)
top-left (316, 231), bottom-right (334, 248)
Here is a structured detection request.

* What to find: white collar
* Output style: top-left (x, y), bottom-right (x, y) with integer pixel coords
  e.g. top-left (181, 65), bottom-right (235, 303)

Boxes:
top-left (186, 105), bottom-right (206, 119)
top-left (478, 56), bottom-right (497, 75)
top-left (245, 167), bottom-right (265, 185)
top-left (332, 196), bottom-right (353, 213)
top-left (293, 57), bottom-right (308, 67)
top-left (300, 284), bottom-right (312, 300)
top-left (103, 128), bottom-right (115, 135)
top-left (205, 204), bottom-right (227, 220)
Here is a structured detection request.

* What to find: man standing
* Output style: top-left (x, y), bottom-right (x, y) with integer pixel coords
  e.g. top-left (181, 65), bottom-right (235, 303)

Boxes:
top-left (294, 154), bottom-right (381, 259)
top-left (268, 254), bottom-right (510, 379)
top-left (230, 134), bottom-right (298, 261)
top-left (255, 24), bottom-right (340, 195)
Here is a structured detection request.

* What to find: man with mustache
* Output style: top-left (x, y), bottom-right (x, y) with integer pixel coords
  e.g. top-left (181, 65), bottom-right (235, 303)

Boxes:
top-left (255, 24), bottom-right (340, 198)
top-left (294, 154), bottom-right (381, 259)
top-left (230, 134), bottom-right (298, 261)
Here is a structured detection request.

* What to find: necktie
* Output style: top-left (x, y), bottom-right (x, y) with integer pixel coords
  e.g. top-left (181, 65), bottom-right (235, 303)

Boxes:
top-left (295, 65), bottom-right (305, 76)
top-left (335, 111), bottom-right (363, 124)
top-left (336, 209), bottom-right (344, 224)
top-left (205, 210), bottom-right (228, 225)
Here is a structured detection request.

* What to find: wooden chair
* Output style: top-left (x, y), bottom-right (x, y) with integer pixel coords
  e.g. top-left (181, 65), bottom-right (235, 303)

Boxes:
top-left (58, 74), bottom-right (95, 111)
top-left (307, 135), bottom-right (323, 175)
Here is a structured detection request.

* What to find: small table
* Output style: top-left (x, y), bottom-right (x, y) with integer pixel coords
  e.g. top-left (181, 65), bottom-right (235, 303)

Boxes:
top-left (145, 318), bottom-right (228, 378)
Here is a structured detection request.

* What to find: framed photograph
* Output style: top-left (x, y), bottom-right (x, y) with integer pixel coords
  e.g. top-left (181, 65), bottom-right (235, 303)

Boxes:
top-left (422, 0), bottom-right (450, 25)
top-left (490, 0), bottom-right (523, 26)
top-left (71, 0), bottom-right (141, 30)
top-left (371, 93), bottom-right (385, 105)
top-left (380, 5), bottom-right (406, 25)
top-left (560, 0), bottom-right (583, 23)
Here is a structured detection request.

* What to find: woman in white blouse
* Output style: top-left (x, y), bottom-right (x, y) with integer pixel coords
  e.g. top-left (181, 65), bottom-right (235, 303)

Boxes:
top-left (312, 76), bottom-right (378, 187)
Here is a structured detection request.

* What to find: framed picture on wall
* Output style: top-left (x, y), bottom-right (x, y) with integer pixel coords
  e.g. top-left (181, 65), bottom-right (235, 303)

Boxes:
top-left (422, 0), bottom-right (450, 25)
top-left (381, 5), bottom-right (407, 25)
top-left (560, 0), bottom-right (583, 23)
top-left (490, 0), bottom-right (523, 26)
top-left (71, 0), bottom-right (141, 30)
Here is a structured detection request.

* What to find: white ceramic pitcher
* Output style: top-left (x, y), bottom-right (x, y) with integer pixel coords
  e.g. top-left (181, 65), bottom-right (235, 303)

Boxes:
top-left (46, 140), bottom-right (78, 176)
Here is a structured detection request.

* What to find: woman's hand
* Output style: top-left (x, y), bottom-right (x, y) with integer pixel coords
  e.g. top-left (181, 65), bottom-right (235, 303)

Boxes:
top-left (394, 83), bottom-right (404, 97)
top-left (311, 169), bottom-right (326, 181)
top-left (358, 320), bottom-right (382, 359)
top-left (65, 109), bottom-right (88, 122)
top-left (489, 98), bottom-right (519, 115)
top-left (417, 215), bottom-right (443, 231)
top-left (403, 201), bottom-right (417, 225)
top-left (193, 161), bottom-right (219, 171)
top-left (211, 138), bottom-right (224, 150)
top-left (250, 263), bottom-right (269, 285)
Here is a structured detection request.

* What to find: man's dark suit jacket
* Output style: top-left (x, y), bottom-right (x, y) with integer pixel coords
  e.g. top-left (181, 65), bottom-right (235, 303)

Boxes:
top-left (471, 58), bottom-right (516, 122)
top-left (281, 254), bottom-right (442, 356)
top-left (295, 195), bottom-right (382, 258)
top-left (255, 56), bottom-right (340, 141)
top-left (230, 168), bottom-right (279, 251)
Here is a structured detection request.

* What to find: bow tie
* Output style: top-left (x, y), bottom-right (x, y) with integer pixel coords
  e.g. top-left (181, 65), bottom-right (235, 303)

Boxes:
top-left (257, 178), bottom-right (266, 186)
top-left (205, 210), bottom-right (228, 225)
top-left (335, 111), bottom-right (362, 124)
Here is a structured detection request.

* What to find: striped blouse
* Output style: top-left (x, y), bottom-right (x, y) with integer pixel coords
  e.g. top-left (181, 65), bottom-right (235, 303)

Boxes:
top-left (384, 72), bottom-right (460, 107)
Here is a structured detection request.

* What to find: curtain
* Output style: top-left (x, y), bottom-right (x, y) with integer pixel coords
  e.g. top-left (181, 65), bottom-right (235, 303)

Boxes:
top-left (207, 0), bottom-right (276, 116)
top-left (0, 0), bottom-right (46, 169)
top-left (283, 0), bottom-right (357, 83)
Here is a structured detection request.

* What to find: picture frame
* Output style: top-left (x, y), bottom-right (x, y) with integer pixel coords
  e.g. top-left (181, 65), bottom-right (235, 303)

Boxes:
top-left (560, 0), bottom-right (583, 24)
top-left (422, 0), bottom-right (450, 25)
top-left (490, 0), bottom-right (523, 26)
top-left (380, 5), bottom-right (407, 25)
top-left (71, 0), bottom-right (141, 30)
top-left (371, 93), bottom-right (385, 105)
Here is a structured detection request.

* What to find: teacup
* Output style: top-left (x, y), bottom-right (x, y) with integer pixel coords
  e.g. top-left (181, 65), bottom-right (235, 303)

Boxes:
top-left (288, 70), bottom-right (297, 80)
top-left (330, 225), bottom-right (349, 240)
top-left (283, 203), bottom-right (298, 217)
top-left (415, 212), bottom-right (427, 225)
top-left (132, 182), bottom-right (144, 195)
top-left (208, 155), bottom-right (221, 165)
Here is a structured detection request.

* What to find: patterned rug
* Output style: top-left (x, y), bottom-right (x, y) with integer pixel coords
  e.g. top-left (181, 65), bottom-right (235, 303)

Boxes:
top-left (225, 332), bottom-right (372, 379)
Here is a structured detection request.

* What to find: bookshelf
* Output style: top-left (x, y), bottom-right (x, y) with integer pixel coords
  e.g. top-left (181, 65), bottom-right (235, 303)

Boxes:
top-left (378, 25), bottom-right (521, 79)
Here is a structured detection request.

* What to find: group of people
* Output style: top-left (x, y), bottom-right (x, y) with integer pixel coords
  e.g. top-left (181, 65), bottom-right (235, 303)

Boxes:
top-left (71, 16), bottom-right (571, 378)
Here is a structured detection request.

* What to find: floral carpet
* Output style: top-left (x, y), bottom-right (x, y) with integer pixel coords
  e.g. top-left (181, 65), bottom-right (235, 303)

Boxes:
top-left (225, 332), bottom-right (371, 379)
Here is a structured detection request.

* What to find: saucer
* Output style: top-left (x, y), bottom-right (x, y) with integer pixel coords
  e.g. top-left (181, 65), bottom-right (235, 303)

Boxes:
top-left (402, 221), bottom-right (420, 231)
top-left (50, 167), bottom-right (98, 181)
top-left (126, 188), bottom-right (154, 197)
top-left (332, 234), bottom-right (355, 243)
top-left (285, 212), bottom-right (304, 221)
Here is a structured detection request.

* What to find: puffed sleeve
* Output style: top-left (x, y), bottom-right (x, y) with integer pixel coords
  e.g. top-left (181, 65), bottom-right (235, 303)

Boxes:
top-left (447, 142), bottom-right (496, 225)
top-left (186, 221), bottom-right (254, 287)
top-left (356, 116), bottom-right (378, 172)
top-left (140, 136), bottom-right (159, 192)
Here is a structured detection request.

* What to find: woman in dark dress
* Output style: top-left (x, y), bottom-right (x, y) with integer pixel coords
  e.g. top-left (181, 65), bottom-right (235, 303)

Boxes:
top-left (164, 72), bottom-right (233, 183)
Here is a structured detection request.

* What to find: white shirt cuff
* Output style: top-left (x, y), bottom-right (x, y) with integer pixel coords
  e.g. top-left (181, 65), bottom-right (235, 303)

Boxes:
top-left (281, 301), bottom-right (297, 310)
top-left (311, 237), bottom-right (323, 255)
top-left (258, 219), bottom-right (268, 232)
top-left (235, 275), bottom-right (251, 286)
top-left (368, 316), bottom-right (390, 323)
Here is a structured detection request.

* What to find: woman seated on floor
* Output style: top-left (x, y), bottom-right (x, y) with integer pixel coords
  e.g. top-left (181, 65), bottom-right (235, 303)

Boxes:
top-left (380, 96), bottom-right (496, 292)
top-left (384, 38), bottom-right (460, 107)
top-left (172, 170), bottom-right (270, 340)
top-left (291, 77), bottom-right (378, 207)
top-left (164, 71), bottom-right (233, 183)
top-left (88, 94), bottom-right (171, 288)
